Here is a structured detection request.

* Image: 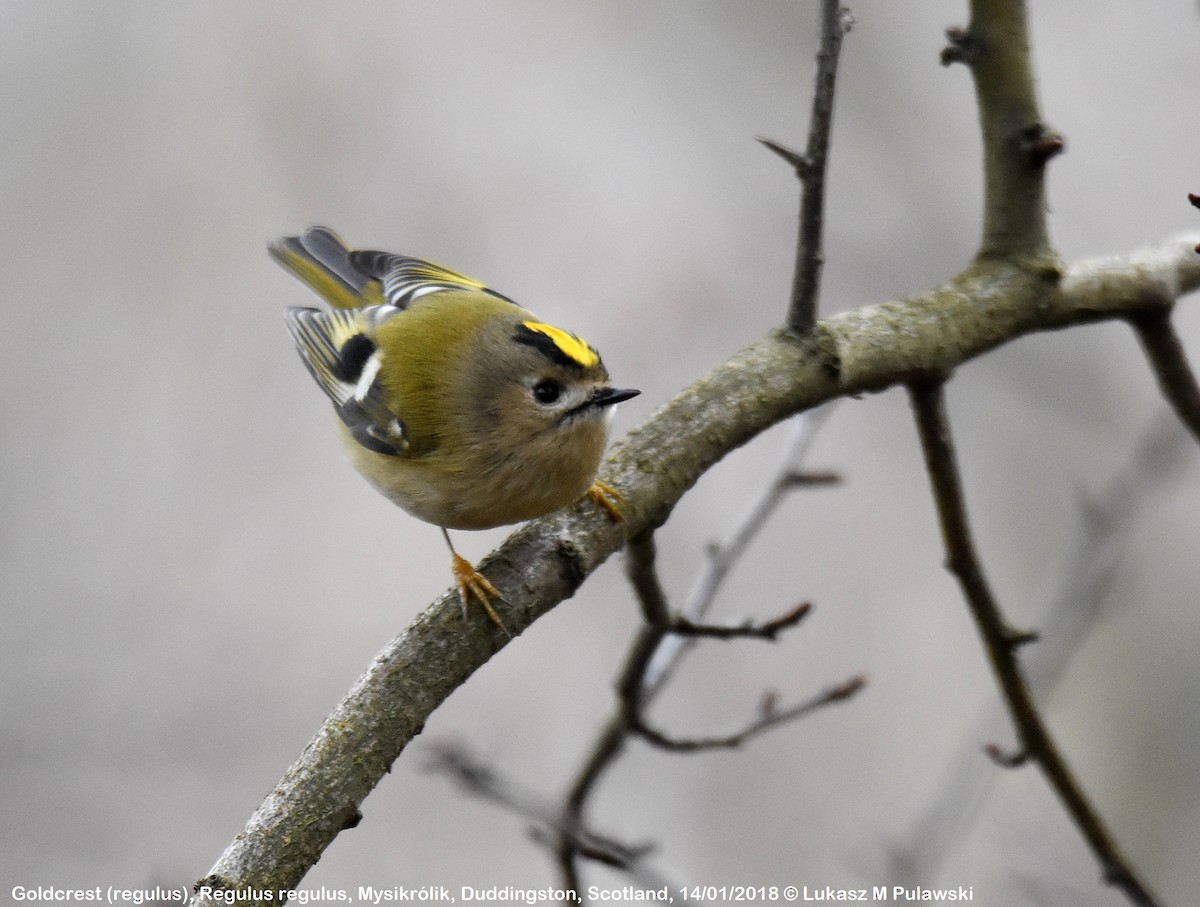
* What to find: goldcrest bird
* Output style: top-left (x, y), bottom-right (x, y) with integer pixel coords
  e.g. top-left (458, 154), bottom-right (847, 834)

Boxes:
top-left (271, 226), bottom-right (639, 632)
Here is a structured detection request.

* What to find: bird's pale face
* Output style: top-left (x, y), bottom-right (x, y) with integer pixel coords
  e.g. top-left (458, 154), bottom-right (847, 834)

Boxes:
top-left (437, 316), bottom-right (635, 524)
top-left (465, 331), bottom-right (614, 470)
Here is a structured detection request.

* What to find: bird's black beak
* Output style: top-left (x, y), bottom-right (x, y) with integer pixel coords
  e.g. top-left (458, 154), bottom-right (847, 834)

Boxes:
top-left (591, 387), bottom-right (640, 408)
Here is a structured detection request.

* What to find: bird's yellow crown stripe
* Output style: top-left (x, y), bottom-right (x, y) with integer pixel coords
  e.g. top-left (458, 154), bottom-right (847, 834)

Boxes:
top-left (521, 321), bottom-right (599, 369)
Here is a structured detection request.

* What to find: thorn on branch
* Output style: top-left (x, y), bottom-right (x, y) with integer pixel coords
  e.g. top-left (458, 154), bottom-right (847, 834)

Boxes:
top-left (940, 26), bottom-right (981, 67)
top-left (781, 469), bottom-right (843, 489)
top-left (759, 600), bottom-right (815, 637)
top-left (984, 742), bottom-right (1030, 768)
top-left (756, 136), bottom-right (812, 180)
top-left (826, 674), bottom-right (868, 702)
top-left (759, 689), bottom-right (779, 719)
top-left (1013, 123), bottom-right (1066, 167)
top-left (1003, 626), bottom-right (1041, 650)
top-left (1190, 193), bottom-right (1200, 252)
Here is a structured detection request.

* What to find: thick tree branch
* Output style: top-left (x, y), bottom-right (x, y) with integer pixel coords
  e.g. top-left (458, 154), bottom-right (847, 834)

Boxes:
top-left (192, 234), bottom-right (1200, 903)
top-left (907, 381), bottom-right (1160, 907)
top-left (954, 0), bottom-right (1063, 258)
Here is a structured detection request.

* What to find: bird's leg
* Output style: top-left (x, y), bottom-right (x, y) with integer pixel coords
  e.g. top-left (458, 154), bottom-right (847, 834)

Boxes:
top-left (586, 480), bottom-right (626, 523)
top-left (442, 528), bottom-right (509, 636)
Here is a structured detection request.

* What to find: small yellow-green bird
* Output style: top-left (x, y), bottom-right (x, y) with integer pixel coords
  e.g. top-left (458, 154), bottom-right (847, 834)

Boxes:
top-left (271, 227), bottom-right (639, 632)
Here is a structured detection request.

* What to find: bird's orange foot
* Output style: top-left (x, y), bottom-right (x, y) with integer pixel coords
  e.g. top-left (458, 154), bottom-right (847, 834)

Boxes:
top-left (449, 550), bottom-right (509, 636)
top-left (586, 480), bottom-right (627, 523)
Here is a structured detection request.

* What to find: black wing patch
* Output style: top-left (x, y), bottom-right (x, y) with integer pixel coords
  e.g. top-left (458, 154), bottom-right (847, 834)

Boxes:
top-left (338, 399), bottom-right (407, 457)
top-left (285, 305), bottom-right (410, 457)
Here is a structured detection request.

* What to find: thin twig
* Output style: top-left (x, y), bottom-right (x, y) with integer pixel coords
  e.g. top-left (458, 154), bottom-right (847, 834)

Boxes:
top-left (671, 601), bottom-right (811, 641)
top-left (425, 741), bottom-right (649, 868)
top-left (891, 412), bottom-right (1194, 887)
top-left (569, 413), bottom-right (838, 888)
top-left (645, 405), bottom-right (837, 693)
top-left (558, 409), bottom-right (836, 890)
top-left (558, 714), bottom-right (627, 890)
top-left (629, 534), bottom-right (817, 642)
top-left (630, 676), bottom-right (866, 753)
top-left (783, 0), bottom-right (852, 335)
top-left (555, 515), bottom-right (857, 893)
top-left (1130, 308), bottom-right (1200, 445)
top-left (626, 531), bottom-right (672, 626)
top-left (907, 381), bottom-right (1160, 907)
top-left (620, 534), bottom-right (859, 751)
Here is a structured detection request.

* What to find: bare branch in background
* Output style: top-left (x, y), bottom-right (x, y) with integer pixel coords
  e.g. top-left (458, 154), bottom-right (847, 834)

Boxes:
top-left (555, 408), bottom-right (851, 895)
top-left (908, 381), bottom-right (1161, 907)
top-left (770, 0), bottom-right (853, 335)
top-left (671, 601), bottom-right (813, 640)
top-left (619, 534), bottom-right (861, 755)
top-left (645, 406), bottom-right (837, 693)
top-left (629, 676), bottom-right (865, 754)
top-left (424, 742), bottom-right (649, 870)
top-left (888, 412), bottom-right (1193, 887)
top-left (1131, 310), bottom-right (1200, 444)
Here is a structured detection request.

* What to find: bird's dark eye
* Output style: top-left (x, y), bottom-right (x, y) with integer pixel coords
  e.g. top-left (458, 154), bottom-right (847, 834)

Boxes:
top-left (532, 379), bottom-right (563, 405)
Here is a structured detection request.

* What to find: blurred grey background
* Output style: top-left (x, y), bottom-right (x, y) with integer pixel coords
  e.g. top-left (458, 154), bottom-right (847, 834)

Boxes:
top-left (2, 2), bottom-right (1198, 903)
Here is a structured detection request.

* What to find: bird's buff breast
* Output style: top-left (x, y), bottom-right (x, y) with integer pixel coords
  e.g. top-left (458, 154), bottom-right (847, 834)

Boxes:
top-left (339, 420), bottom-right (607, 531)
